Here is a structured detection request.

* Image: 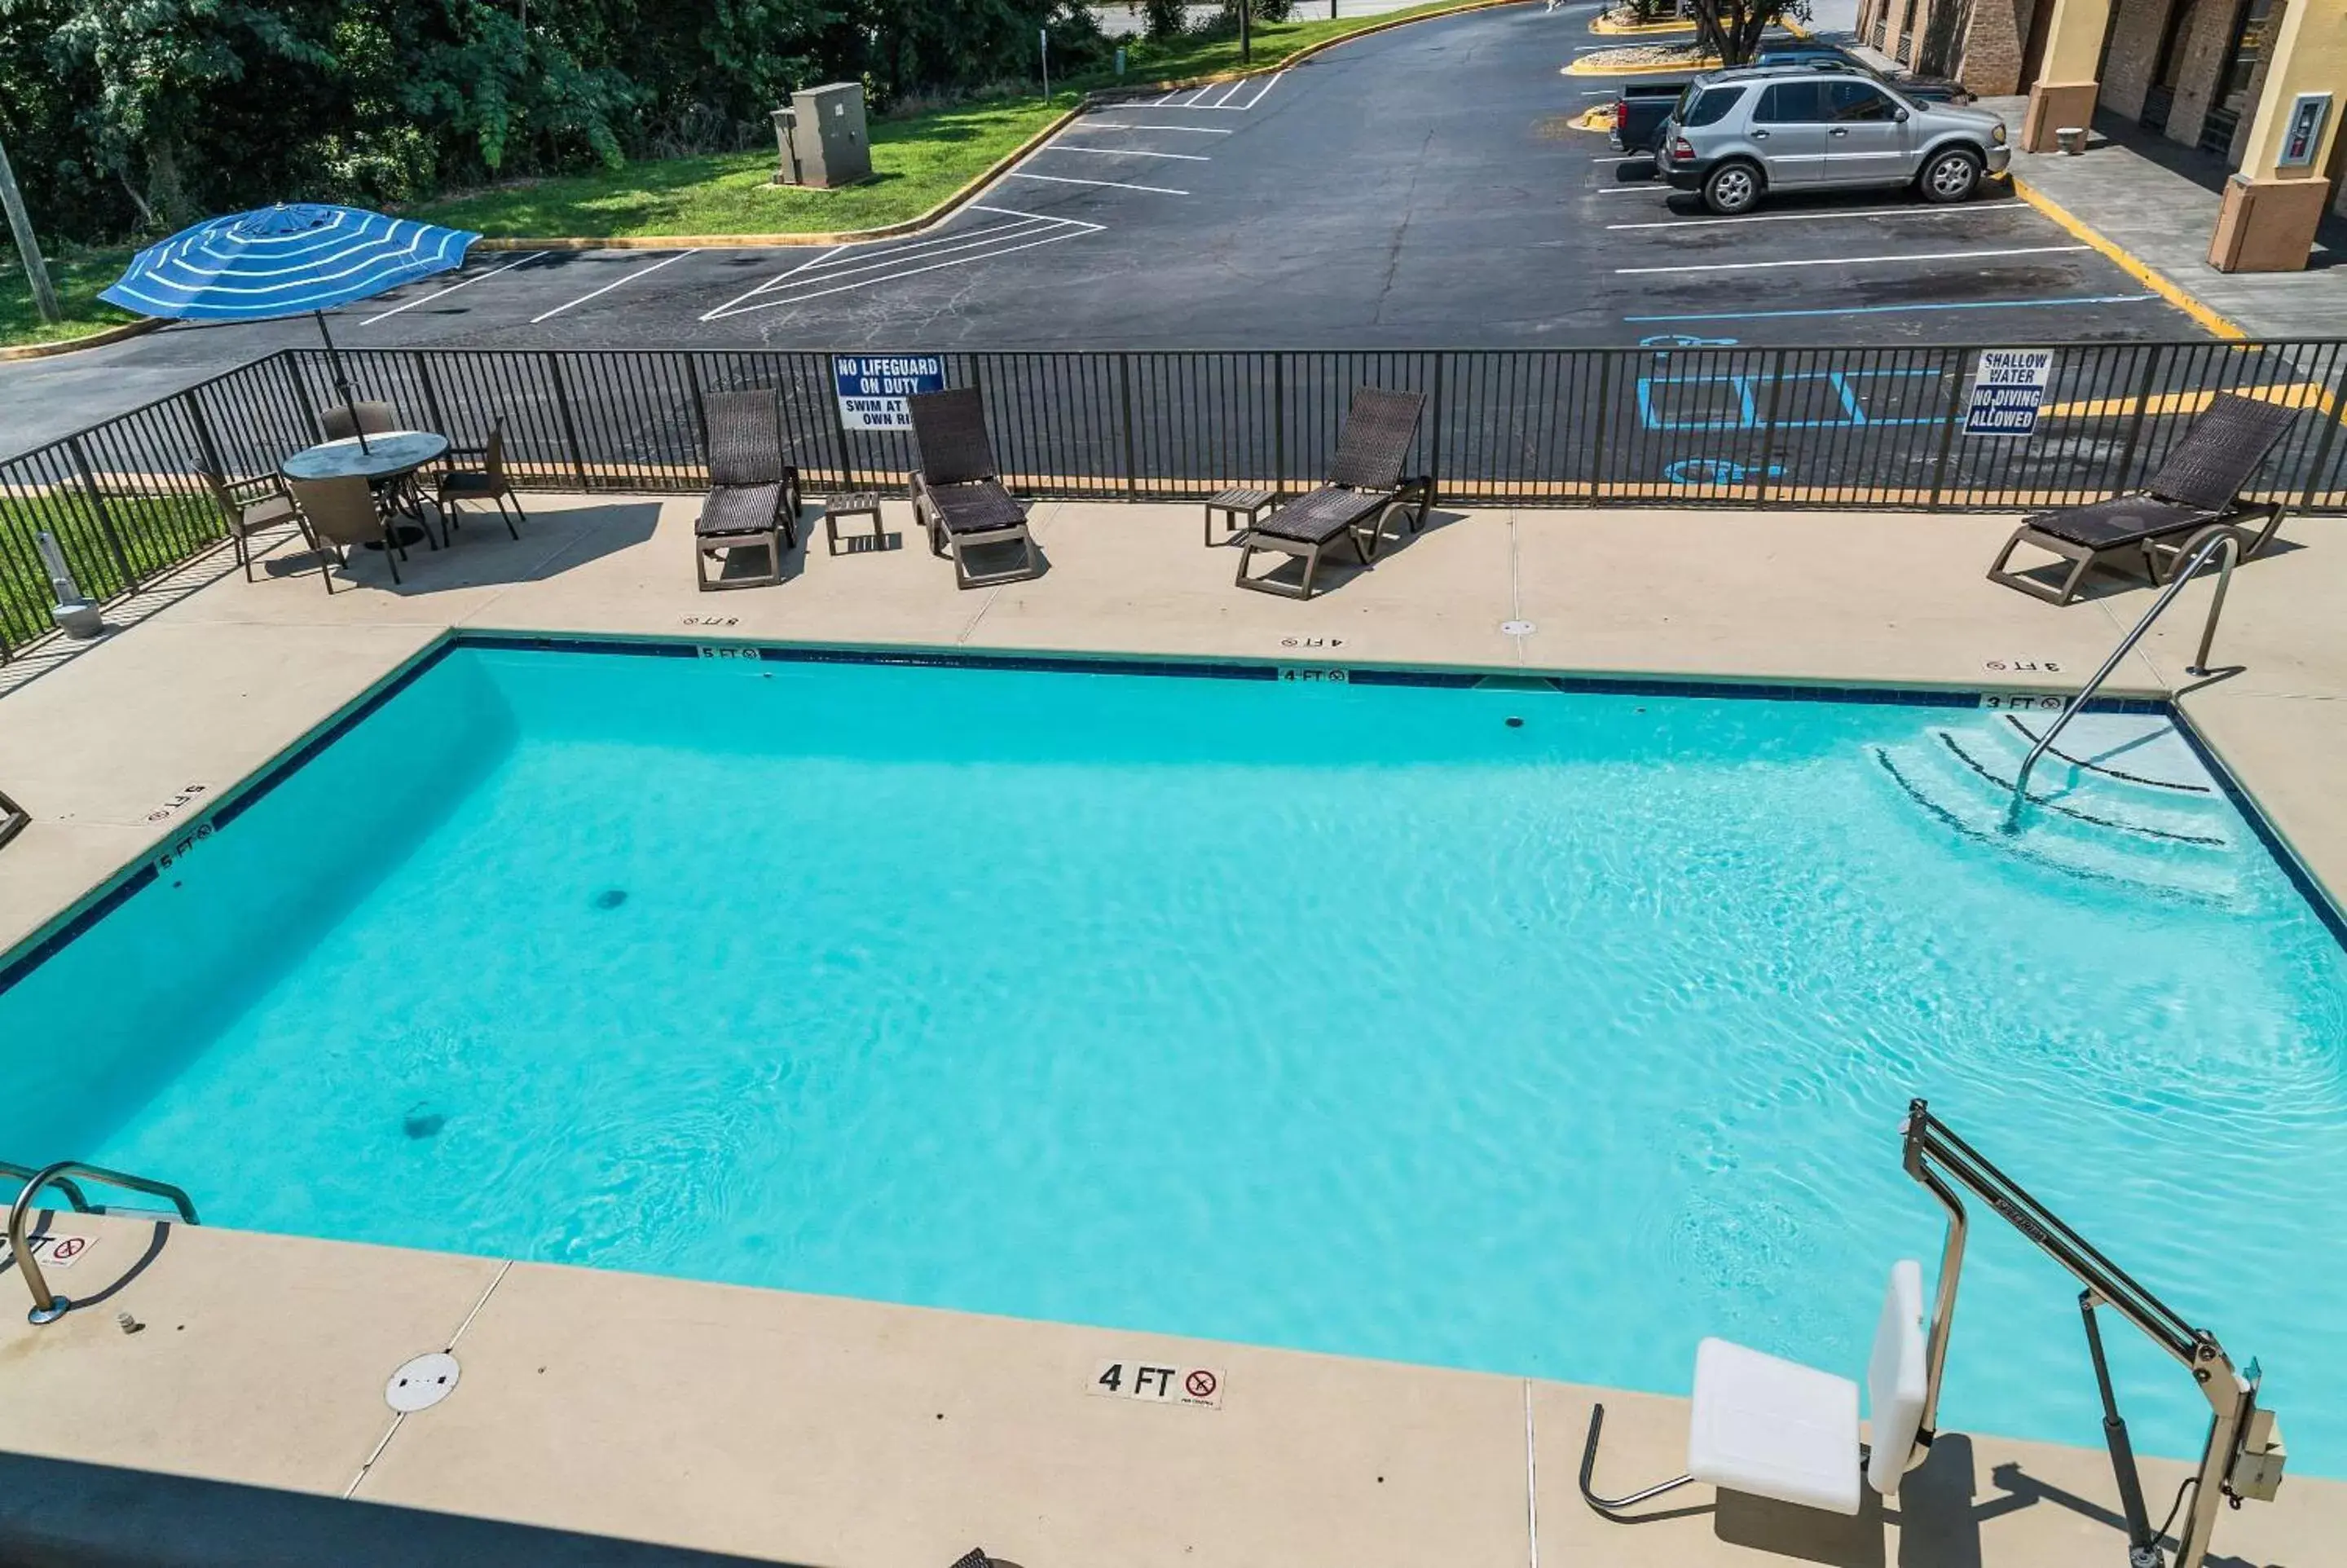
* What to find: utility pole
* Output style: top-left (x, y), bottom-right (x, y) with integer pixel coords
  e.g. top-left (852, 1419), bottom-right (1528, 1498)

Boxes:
top-left (1240, 0), bottom-right (1253, 63)
top-left (0, 134), bottom-right (61, 326)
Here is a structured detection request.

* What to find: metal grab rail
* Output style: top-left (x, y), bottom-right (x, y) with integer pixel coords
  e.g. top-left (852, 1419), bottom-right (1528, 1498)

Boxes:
top-left (0, 787), bottom-right (25, 851)
top-left (7, 1161), bottom-right (198, 1324)
top-left (2006, 525), bottom-right (2242, 825)
top-left (0, 1160), bottom-right (90, 1213)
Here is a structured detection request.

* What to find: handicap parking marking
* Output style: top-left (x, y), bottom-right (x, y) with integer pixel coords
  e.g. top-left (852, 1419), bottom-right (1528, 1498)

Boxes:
top-left (1635, 366), bottom-right (1945, 431)
top-left (356, 252), bottom-right (547, 324)
top-left (1616, 244), bottom-right (2089, 275)
top-left (529, 249), bottom-right (702, 324)
top-left (697, 208), bottom-right (1104, 320)
top-left (1605, 200), bottom-right (2023, 231)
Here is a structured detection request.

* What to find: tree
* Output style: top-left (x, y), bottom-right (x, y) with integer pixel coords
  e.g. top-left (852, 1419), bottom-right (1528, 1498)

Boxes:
top-left (1684, 0), bottom-right (1808, 67)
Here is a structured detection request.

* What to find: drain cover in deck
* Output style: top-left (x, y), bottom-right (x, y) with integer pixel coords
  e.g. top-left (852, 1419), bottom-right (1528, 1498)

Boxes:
top-left (385, 1350), bottom-right (461, 1412)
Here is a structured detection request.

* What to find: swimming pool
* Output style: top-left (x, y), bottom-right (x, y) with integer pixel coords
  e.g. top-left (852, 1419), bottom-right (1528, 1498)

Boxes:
top-left (6, 641), bottom-right (2344, 1474)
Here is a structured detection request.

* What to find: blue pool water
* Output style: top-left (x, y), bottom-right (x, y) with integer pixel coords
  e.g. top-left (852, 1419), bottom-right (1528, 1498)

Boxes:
top-left (5, 645), bottom-right (2345, 1473)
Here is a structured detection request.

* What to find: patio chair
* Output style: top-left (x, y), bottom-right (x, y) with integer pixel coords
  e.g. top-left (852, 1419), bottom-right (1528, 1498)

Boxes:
top-left (1580, 1260), bottom-right (1930, 1522)
top-left (320, 401), bottom-right (399, 442)
top-left (288, 474), bottom-right (405, 591)
top-left (1234, 388), bottom-right (1433, 601)
top-left (1987, 394), bottom-right (2299, 606)
top-left (436, 421), bottom-right (526, 540)
top-left (694, 390), bottom-right (801, 592)
top-left (200, 467), bottom-right (311, 582)
top-left (907, 387), bottom-right (1040, 590)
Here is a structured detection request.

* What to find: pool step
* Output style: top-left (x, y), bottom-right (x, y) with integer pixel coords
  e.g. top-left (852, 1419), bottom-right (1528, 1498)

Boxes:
top-left (1872, 719), bottom-right (2242, 905)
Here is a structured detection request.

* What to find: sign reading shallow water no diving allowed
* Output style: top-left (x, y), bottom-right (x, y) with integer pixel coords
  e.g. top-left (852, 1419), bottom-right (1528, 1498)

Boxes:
top-left (833, 354), bottom-right (945, 431)
top-left (1962, 349), bottom-right (2054, 437)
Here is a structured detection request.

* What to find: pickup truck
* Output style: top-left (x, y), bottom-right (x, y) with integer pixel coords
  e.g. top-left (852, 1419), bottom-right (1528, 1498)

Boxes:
top-left (1606, 47), bottom-right (1971, 157)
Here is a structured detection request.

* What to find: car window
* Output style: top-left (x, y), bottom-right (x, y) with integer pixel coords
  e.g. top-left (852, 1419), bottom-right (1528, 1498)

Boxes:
top-left (1685, 86), bottom-right (1746, 127)
top-left (1755, 81), bottom-right (1825, 123)
top-left (1825, 81), bottom-right (1896, 121)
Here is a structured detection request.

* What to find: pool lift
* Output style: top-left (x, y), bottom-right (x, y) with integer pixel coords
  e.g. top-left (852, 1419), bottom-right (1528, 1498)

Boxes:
top-left (1901, 1099), bottom-right (2285, 1568)
top-left (1580, 1100), bottom-right (2287, 1568)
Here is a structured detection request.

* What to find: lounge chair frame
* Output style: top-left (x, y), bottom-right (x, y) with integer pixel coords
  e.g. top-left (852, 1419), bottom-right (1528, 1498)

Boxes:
top-left (1986, 394), bottom-right (2296, 606)
top-left (695, 390), bottom-right (801, 592)
top-left (906, 388), bottom-right (1041, 590)
top-left (1235, 387), bottom-right (1433, 601)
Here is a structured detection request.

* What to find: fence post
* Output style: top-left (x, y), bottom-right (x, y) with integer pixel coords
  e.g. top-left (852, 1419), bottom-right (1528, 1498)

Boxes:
top-left (182, 390), bottom-right (227, 482)
top-left (284, 350), bottom-right (322, 439)
top-left (1754, 351), bottom-right (1787, 507)
top-left (544, 352), bottom-right (591, 490)
top-left (2300, 347), bottom-right (2347, 514)
top-left (64, 434), bottom-right (135, 592)
top-left (1428, 352), bottom-right (1444, 502)
top-left (1925, 347), bottom-right (1964, 510)
top-left (826, 355), bottom-right (857, 493)
top-left (1272, 352), bottom-right (1287, 496)
top-left (2111, 342), bottom-right (2169, 492)
top-left (1591, 350), bottom-right (1614, 509)
top-left (1118, 354), bottom-right (1138, 499)
top-left (414, 350), bottom-right (448, 441)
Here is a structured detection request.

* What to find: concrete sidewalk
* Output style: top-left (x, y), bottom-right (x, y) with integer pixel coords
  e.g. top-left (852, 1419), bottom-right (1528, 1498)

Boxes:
top-left (1985, 99), bottom-right (2347, 339)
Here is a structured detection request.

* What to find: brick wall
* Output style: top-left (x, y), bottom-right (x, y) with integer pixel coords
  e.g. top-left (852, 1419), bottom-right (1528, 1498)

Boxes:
top-left (1959, 0), bottom-right (2028, 91)
top-left (2162, 0), bottom-right (2239, 147)
top-left (2101, 0), bottom-right (2173, 117)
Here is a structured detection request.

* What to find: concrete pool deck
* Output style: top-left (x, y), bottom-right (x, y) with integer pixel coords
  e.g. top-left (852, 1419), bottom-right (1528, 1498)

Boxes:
top-left (2, 494), bottom-right (2344, 1563)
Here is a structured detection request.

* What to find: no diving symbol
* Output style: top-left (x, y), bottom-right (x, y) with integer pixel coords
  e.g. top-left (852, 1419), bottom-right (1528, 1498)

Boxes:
top-left (1185, 1369), bottom-right (1218, 1400)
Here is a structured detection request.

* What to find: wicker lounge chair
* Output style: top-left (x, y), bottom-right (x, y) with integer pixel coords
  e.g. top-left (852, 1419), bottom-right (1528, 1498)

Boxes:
top-left (1235, 388), bottom-right (1433, 601)
top-left (694, 390), bottom-right (801, 591)
top-left (1987, 394), bottom-right (2298, 606)
top-left (907, 387), bottom-right (1040, 590)
top-left (288, 474), bottom-right (404, 591)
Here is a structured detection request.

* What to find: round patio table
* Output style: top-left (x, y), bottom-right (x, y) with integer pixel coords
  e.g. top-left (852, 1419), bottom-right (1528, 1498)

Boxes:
top-left (280, 430), bottom-right (450, 549)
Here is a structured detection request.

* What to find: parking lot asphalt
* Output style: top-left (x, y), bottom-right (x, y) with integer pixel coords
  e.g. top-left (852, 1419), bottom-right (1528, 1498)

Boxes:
top-left (2, 1), bottom-right (2208, 454)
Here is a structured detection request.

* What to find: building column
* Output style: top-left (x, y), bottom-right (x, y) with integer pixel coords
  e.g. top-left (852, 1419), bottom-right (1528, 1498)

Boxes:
top-left (2021, 0), bottom-right (2116, 151)
top-left (2209, 0), bottom-right (2344, 272)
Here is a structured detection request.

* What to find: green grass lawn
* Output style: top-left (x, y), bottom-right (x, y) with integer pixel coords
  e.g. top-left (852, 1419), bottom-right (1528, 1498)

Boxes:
top-left (1, 491), bottom-right (224, 652)
top-left (0, 247), bottom-right (139, 351)
top-left (408, 0), bottom-right (1491, 240)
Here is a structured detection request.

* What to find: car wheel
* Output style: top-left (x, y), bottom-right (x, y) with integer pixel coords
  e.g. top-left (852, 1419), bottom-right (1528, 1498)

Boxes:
top-left (1920, 147), bottom-right (1982, 203)
top-left (1701, 161), bottom-right (1763, 216)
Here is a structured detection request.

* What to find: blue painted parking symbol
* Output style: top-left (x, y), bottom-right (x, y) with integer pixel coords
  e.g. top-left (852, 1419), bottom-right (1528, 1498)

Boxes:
top-left (1664, 457), bottom-right (1787, 486)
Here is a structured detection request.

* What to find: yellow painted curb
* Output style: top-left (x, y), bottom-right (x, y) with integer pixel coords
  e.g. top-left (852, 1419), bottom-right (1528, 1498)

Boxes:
top-left (477, 0), bottom-right (1526, 253)
top-left (1590, 13), bottom-right (1695, 35)
top-left (2009, 174), bottom-right (2248, 341)
top-left (0, 315), bottom-right (160, 361)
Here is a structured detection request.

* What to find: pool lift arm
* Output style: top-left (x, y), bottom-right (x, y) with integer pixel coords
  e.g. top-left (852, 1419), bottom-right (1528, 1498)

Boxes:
top-left (1902, 1099), bottom-right (2287, 1568)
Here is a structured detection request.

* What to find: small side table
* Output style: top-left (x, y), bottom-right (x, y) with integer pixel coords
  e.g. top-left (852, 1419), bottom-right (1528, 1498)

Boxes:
top-left (1203, 487), bottom-right (1276, 546)
top-left (824, 491), bottom-right (886, 555)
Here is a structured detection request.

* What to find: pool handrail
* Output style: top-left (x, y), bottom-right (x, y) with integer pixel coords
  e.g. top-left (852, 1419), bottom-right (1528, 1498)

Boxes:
top-left (1902, 1099), bottom-right (2285, 1568)
top-left (2005, 525), bottom-right (2241, 826)
top-left (8, 1161), bottom-right (199, 1324)
top-left (0, 786), bottom-right (24, 851)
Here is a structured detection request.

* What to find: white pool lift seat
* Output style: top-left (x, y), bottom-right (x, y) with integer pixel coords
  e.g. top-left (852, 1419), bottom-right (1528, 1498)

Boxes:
top-left (1582, 1259), bottom-right (1931, 1518)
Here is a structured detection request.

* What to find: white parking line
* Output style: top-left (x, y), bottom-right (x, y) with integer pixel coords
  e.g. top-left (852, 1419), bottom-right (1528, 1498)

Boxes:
top-left (699, 209), bottom-right (1103, 318)
top-left (1597, 185), bottom-right (1662, 194)
top-left (1066, 121), bottom-right (1236, 134)
top-left (1043, 144), bottom-right (1211, 161)
top-left (1243, 70), bottom-right (1286, 108)
top-left (1616, 244), bottom-right (2089, 275)
top-left (1607, 200), bottom-right (2021, 231)
top-left (358, 253), bottom-right (542, 324)
top-left (1209, 78), bottom-right (1248, 108)
top-left (1005, 170), bottom-right (1189, 195)
top-left (528, 249), bottom-right (701, 323)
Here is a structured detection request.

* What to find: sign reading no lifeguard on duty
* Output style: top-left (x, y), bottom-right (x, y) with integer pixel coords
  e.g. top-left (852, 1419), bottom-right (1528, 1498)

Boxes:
top-left (1962, 349), bottom-right (2054, 438)
top-left (833, 354), bottom-right (945, 431)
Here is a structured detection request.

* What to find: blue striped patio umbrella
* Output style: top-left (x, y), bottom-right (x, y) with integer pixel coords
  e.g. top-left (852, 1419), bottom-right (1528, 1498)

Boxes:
top-left (102, 203), bottom-right (482, 451)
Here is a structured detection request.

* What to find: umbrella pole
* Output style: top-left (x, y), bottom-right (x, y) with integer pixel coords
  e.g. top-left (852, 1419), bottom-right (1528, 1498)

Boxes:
top-left (313, 310), bottom-right (369, 454)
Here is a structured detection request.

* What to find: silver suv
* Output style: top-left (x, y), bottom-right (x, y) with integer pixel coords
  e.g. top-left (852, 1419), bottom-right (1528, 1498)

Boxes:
top-left (1653, 66), bottom-right (2010, 216)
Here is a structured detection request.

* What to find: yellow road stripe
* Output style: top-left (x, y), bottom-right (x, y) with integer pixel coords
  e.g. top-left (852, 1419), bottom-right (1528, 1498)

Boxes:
top-left (2007, 174), bottom-right (2248, 341)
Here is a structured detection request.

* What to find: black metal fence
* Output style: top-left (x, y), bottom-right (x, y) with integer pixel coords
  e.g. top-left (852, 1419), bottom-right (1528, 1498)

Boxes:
top-left (5, 337), bottom-right (2345, 654)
